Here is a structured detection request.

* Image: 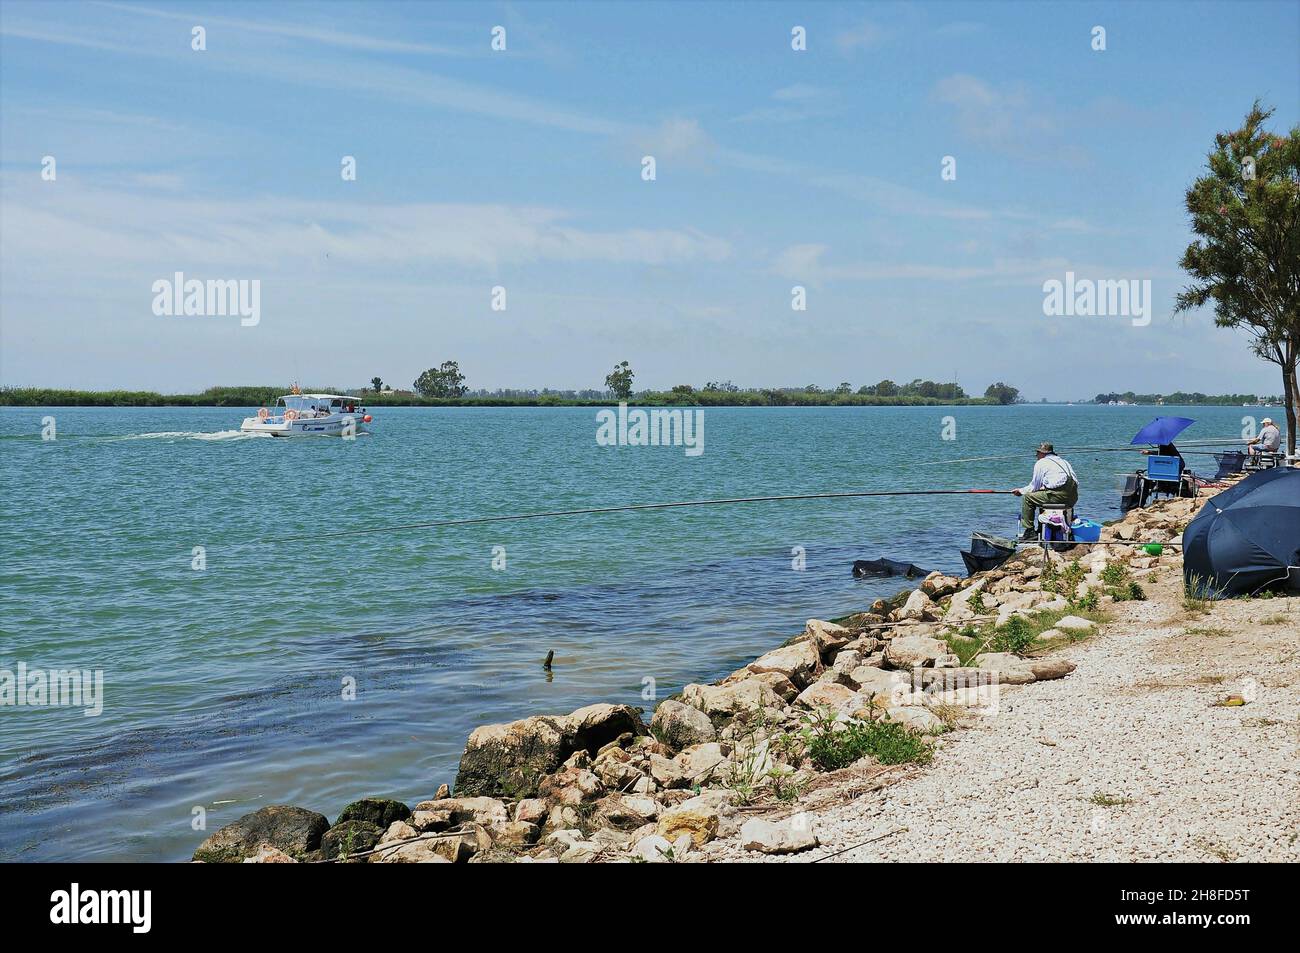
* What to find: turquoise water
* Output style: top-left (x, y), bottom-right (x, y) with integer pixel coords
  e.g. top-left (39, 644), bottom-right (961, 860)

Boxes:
top-left (0, 404), bottom-right (1259, 860)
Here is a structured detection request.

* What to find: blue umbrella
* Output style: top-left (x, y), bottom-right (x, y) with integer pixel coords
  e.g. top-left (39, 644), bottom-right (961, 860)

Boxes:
top-left (1131, 416), bottom-right (1195, 445)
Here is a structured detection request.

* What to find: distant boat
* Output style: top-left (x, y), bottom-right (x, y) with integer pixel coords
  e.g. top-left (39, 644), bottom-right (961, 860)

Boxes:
top-left (241, 393), bottom-right (372, 437)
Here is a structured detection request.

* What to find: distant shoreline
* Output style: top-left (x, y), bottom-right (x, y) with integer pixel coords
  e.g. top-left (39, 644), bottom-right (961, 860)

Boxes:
top-left (0, 388), bottom-right (1277, 409)
top-left (2, 388), bottom-right (1001, 409)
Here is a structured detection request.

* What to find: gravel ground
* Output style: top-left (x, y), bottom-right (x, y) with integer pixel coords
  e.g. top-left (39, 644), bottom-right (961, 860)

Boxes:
top-left (703, 567), bottom-right (1300, 863)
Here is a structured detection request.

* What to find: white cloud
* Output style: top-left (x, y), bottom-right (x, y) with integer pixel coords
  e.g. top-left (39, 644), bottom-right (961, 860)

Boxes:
top-left (932, 73), bottom-right (1089, 166)
top-left (0, 175), bottom-right (733, 277)
top-left (835, 20), bottom-right (887, 53)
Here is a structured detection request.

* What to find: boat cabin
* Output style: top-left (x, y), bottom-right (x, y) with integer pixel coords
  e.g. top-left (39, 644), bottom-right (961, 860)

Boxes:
top-left (273, 394), bottom-right (364, 418)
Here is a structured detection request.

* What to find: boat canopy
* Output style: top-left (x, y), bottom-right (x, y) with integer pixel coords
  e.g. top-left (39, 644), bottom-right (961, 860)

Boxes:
top-left (274, 394), bottom-right (360, 411)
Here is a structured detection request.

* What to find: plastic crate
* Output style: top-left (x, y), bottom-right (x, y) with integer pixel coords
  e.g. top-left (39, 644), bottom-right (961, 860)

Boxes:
top-left (1146, 455), bottom-right (1181, 481)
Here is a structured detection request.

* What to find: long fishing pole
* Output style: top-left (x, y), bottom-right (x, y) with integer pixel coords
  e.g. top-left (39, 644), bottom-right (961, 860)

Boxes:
top-left (274, 488), bottom-right (1018, 543)
top-left (918, 443), bottom-right (1248, 466)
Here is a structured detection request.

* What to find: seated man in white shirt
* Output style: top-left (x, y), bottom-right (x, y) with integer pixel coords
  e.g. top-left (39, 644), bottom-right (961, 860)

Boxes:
top-left (1246, 418), bottom-right (1281, 456)
top-left (1011, 442), bottom-right (1080, 541)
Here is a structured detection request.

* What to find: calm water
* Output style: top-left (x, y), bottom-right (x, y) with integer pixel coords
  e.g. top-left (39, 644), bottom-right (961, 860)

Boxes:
top-left (0, 404), bottom-right (1259, 860)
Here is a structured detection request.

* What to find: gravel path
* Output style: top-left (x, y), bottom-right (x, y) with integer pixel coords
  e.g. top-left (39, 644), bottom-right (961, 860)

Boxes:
top-left (704, 568), bottom-right (1300, 863)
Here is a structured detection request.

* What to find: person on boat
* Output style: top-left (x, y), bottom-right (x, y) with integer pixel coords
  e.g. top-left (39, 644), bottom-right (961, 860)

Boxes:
top-left (1011, 442), bottom-right (1079, 541)
top-left (1246, 418), bottom-right (1281, 456)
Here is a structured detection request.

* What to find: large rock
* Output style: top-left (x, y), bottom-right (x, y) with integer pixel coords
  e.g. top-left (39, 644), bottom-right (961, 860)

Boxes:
top-left (848, 666), bottom-right (910, 700)
top-left (883, 634), bottom-right (949, 670)
top-left (631, 834), bottom-right (677, 863)
top-left (944, 578), bottom-right (988, 622)
top-left (454, 703), bottom-right (644, 799)
top-left (885, 706), bottom-right (944, 733)
top-left (650, 699), bottom-right (717, 750)
top-left (242, 844), bottom-right (298, 863)
top-left (895, 589), bottom-right (937, 622)
top-left (680, 680), bottom-right (783, 722)
top-left (411, 796), bottom-right (509, 829)
top-left (193, 805), bottom-right (329, 863)
top-left (334, 797), bottom-right (411, 830)
top-left (1055, 615), bottom-right (1096, 633)
top-left (747, 641), bottom-right (821, 688)
top-left (536, 767), bottom-right (603, 806)
top-left (656, 796), bottom-right (720, 846)
top-left (674, 742), bottom-right (727, 784)
top-left (747, 670), bottom-right (800, 701)
top-left (593, 794), bottom-right (660, 828)
top-left (921, 572), bottom-right (962, 600)
top-left (320, 820), bottom-right (383, 860)
top-left (373, 839), bottom-right (451, 863)
top-left (740, 817), bottom-right (819, 855)
top-left (794, 680), bottom-right (860, 712)
top-left (802, 619), bottom-right (855, 656)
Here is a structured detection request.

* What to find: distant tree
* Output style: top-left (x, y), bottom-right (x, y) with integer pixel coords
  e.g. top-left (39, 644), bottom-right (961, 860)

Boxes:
top-left (704, 380), bottom-right (740, 392)
top-left (836, 382), bottom-right (852, 394)
top-left (413, 361), bottom-right (468, 398)
top-left (371, 376), bottom-right (384, 393)
top-left (984, 382), bottom-right (1021, 405)
top-left (1174, 101), bottom-right (1299, 454)
top-left (872, 379), bottom-right (899, 397)
top-left (804, 384), bottom-right (822, 394)
top-left (605, 361), bottom-right (634, 400)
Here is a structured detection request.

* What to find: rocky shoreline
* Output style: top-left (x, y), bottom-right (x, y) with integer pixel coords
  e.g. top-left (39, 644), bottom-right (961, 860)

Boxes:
top-left (194, 493), bottom-right (1215, 863)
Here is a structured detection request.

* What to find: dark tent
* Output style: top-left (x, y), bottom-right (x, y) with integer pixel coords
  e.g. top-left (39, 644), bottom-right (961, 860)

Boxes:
top-left (1183, 467), bottom-right (1300, 598)
top-left (852, 558), bottom-right (932, 579)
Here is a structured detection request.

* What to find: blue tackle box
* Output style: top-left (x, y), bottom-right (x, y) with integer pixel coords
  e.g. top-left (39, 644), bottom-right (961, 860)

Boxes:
top-left (1146, 455), bottom-right (1182, 481)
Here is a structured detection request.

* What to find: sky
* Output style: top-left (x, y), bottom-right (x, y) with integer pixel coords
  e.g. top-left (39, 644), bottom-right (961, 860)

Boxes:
top-left (1, 0), bottom-right (1297, 399)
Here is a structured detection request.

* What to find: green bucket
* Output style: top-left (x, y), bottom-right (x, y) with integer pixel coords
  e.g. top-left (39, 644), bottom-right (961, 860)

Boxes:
top-left (1143, 543), bottom-right (1164, 556)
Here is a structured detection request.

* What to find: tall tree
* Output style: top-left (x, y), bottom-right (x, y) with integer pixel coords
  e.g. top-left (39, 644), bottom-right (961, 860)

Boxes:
top-left (984, 382), bottom-right (1021, 405)
top-left (604, 361), bottom-right (634, 400)
top-left (1175, 102), bottom-right (1300, 454)
top-left (371, 376), bottom-right (384, 393)
top-left (413, 361), bottom-right (468, 398)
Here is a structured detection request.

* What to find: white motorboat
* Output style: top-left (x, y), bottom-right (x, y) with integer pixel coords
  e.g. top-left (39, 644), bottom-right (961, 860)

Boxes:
top-left (240, 393), bottom-right (373, 437)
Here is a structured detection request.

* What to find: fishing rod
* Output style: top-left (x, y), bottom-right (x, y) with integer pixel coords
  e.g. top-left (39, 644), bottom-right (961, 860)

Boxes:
top-left (273, 488), bottom-right (1019, 543)
top-left (918, 443), bottom-right (1248, 466)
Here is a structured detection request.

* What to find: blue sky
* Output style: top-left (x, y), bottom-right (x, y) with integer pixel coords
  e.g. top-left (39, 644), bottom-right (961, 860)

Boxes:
top-left (1, 0), bottom-right (1297, 398)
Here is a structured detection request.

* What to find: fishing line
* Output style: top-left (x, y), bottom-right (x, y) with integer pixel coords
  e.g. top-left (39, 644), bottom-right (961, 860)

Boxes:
top-left (269, 488), bottom-right (1019, 544)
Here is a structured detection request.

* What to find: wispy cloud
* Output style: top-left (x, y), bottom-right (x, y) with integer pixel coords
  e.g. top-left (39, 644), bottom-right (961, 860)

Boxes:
top-left (834, 20), bottom-right (888, 53)
top-left (0, 175), bottom-right (732, 276)
top-left (95, 2), bottom-right (474, 56)
top-left (730, 84), bottom-right (838, 124)
top-left (932, 73), bottom-right (1089, 166)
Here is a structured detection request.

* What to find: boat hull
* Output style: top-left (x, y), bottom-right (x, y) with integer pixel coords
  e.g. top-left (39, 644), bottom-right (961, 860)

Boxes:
top-left (240, 415), bottom-right (369, 437)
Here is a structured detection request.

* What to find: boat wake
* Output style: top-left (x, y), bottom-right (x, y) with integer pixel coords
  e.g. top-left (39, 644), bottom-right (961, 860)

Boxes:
top-left (121, 430), bottom-right (267, 442)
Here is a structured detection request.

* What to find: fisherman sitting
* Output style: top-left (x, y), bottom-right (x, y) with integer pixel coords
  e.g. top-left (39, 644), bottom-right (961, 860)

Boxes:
top-left (1011, 442), bottom-right (1079, 541)
top-left (1246, 417), bottom-right (1281, 457)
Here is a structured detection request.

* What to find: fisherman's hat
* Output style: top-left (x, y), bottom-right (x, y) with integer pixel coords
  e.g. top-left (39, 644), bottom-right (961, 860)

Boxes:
top-left (1036, 442), bottom-right (1055, 454)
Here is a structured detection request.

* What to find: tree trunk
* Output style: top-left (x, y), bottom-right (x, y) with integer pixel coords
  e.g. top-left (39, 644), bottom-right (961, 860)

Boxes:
top-left (1288, 354), bottom-right (1298, 458)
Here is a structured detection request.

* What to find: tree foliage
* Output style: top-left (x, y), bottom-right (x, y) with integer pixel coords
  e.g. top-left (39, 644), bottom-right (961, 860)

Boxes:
top-left (413, 361), bottom-right (468, 398)
top-left (1174, 101), bottom-right (1300, 453)
top-left (604, 360), bottom-right (634, 400)
top-left (984, 382), bottom-right (1021, 405)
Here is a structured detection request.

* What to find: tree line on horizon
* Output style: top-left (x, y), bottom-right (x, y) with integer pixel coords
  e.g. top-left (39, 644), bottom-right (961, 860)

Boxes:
top-left (1092, 391), bottom-right (1282, 405)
